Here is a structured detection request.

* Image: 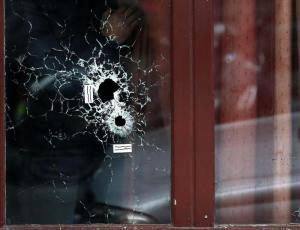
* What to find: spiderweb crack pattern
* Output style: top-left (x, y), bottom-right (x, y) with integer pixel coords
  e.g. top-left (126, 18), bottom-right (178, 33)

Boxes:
top-left (5, 0), bottom-right (161, 149)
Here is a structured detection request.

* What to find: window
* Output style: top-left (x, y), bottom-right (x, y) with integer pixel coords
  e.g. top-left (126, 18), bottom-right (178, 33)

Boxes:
top-left (5, 0), bottom-right (172, 225)
top-left (2, 0), bottom-right (299, 229)
top-left (2, 0), bottom-right (215, 228)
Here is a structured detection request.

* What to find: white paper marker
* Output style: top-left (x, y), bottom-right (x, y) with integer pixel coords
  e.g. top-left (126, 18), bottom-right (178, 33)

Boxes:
top-left (84, 85), bottom-right (94, 103)
top-left (113, 144), bottom-right (132, 153)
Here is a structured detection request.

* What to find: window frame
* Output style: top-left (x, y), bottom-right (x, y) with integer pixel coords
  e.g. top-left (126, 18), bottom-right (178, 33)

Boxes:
top-left (172, 0), bottom-right (214, 227)
top-left (2, 0), bottom-right (298, 229)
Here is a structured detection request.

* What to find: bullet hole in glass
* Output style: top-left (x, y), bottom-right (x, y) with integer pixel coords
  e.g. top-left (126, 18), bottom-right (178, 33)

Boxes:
top-left (115, 116), bottom-right (126, 127)
top-left (98, 79), bottom-right (120, 102)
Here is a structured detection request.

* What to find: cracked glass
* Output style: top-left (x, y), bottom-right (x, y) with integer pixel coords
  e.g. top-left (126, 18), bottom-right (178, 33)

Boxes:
top-left (5, 0), bottom-right (171, 224)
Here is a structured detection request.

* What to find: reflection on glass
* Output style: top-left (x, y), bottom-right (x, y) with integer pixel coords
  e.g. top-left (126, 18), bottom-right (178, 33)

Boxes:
top-left (215, 0), bottom-right (300, 224)
top-left (5, 0), bottom-right (171, 224)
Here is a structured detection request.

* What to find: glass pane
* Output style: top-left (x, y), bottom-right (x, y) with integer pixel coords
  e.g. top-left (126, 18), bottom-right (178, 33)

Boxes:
top-left (5, 0), bottom-right (171, 224)
top-left (215, 0), bottom-right (300, 224)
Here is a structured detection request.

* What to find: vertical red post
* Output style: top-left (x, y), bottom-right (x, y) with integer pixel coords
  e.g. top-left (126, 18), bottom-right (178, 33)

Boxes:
top-left (194, 0), bottom-right (214, 227)
top-left (172, 0), bottom-right (195, 227)
top-left (218, 0), bottom-right (257, 224)
top-left (273, 0), bottom-right (292, 223)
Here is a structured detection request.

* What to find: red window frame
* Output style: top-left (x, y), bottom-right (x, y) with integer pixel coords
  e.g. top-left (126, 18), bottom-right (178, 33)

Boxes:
top-left (172, 0), bottom-right (214, 227)
top-left (1, 0), bottom-right (299, 229)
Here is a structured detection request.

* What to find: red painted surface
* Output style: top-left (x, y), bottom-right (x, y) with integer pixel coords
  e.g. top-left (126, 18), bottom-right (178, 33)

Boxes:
top-left (194, 0), bottom-right (214, 227)
top-left (171, 0), bottom-right (195, 226)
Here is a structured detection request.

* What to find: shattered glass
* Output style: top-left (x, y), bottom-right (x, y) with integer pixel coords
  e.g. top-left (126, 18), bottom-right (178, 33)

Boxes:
top-left (5, 0), bottom-right (171, 224)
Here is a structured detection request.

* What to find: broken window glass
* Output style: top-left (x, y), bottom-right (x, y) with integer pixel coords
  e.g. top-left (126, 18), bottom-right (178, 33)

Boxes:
top-left (5, 0), bottom-right (171, 224)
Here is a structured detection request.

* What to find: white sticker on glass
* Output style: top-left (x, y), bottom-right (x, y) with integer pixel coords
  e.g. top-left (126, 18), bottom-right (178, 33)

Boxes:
top-left (113, 144), bottom-right (132, 153)
top-left (84, 84), bottom-right (94, 103)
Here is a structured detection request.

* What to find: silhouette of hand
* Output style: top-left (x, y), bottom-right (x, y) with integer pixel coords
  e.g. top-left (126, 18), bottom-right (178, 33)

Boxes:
top-left (101, 6), bottom-right (142, 44)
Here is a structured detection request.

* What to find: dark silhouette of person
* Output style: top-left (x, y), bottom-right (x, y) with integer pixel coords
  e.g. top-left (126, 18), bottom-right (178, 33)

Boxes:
top-left (5, 0), bottom-right (142, 224)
